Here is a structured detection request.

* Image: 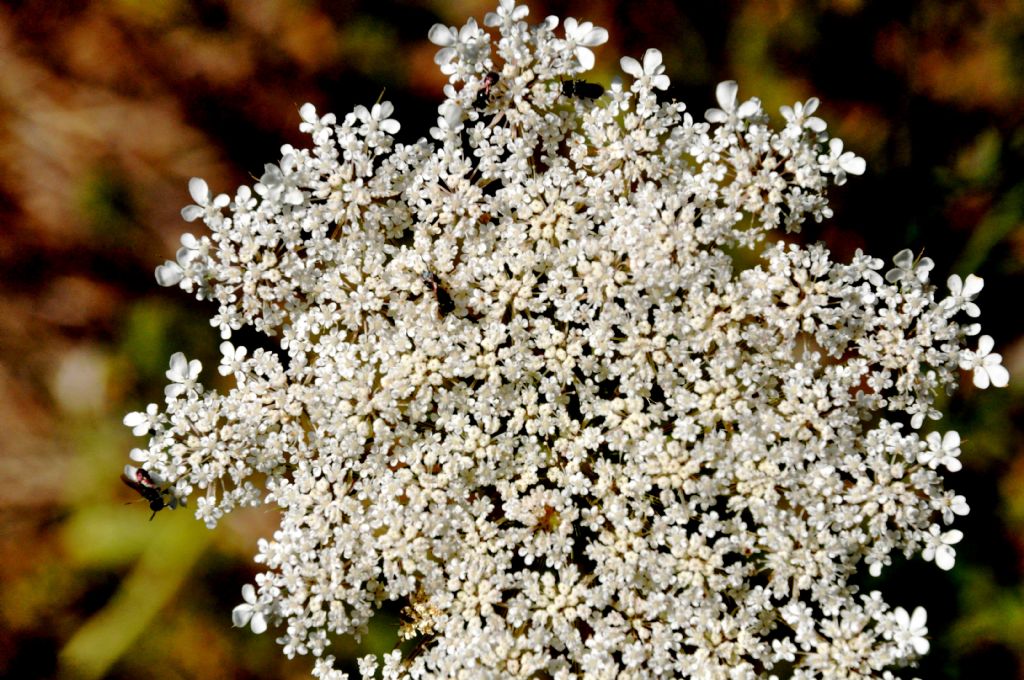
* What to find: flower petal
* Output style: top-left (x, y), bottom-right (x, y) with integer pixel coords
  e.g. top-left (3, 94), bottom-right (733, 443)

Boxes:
top-left (642, 48), bottom-right (662, 74)
top-left (167, 352), bottom-right (188, 381)
top-left (250, 611), bottom-right (267, 634)
top-left (736, 99), bottom-right (760, 119)
top-left (180, 205), bottom-right (203, 222)
top-left (716, 81), bottom-right (738, 110)
top-left (576, 46), bottom-right (595, 71)
top-left (581, 26), bottom-right (608, 47)
top-left (188, 177), bottom-right (210, 205)
top-left (987, 364), bottom-right (1009, 388)
top-left (909, 606), bottom-right (927, 630)
top-left (935, 545), bottom-right (956, 570)
top-left (840, 153), bottom-right (866, 175)
top-left (427, 24), bottom-right (454, 47)
top-left (232, 605), bottom-right (253, 628)
top-left (155, 262), bottom-right (184, 287)
top-left (620, 56), bottom-right (641, 78)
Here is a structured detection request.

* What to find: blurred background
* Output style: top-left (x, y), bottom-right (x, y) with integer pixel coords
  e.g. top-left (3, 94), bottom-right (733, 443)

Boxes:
top-left (1, 0), bottom-right (1021, 678)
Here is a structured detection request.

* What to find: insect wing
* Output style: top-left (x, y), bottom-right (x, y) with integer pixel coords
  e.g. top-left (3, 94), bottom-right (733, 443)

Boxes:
top-left (120, 472), bottom-right (147, 495)
top-left (122, 464), bottom-right (179, 519)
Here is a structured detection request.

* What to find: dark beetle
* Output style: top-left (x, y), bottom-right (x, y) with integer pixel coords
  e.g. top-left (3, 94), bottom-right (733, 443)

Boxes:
top-left (561, 79), bottom-right (604, 99)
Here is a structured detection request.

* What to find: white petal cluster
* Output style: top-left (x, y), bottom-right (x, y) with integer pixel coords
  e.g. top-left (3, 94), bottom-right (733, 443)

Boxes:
top-left (125, 2), bottom-right (1007, 678)
top-left (620, 48), bottom-right (671, 92)
top-left (889, 605), bottom-right (930, 656)
top-left (562, 17), bottom-right (608, 71)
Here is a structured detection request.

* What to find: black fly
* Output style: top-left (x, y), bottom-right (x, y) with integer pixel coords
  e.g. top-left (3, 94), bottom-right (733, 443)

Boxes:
top-left (474, 72), bottom-right (500, 109)
top-left (422, 271), bottom-right (455, 317)
top-left (121, 465), bottom-right (180, 520)
top-left (561, 79), bottom-right (604, 99)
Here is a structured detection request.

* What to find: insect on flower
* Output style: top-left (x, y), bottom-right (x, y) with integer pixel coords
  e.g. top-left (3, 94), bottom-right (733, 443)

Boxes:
top-left (561, 79), bottom-right (604, 99)
top-left (474, 71), bottom-right (500, 109)
top-left (121, 464), bottom-right (180, 520)
top-left (422, 270), bottom-right (455, 317)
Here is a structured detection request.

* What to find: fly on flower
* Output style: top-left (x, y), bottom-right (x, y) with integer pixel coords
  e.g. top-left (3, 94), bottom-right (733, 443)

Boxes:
top-left (561, 79), bottom-right (604, 99)
top-left (422, 271), bottom-right (455, 317)
top-left (474, 72), bottom-right (500, 109)
top-left (121, 464), bottom-right (181, 520)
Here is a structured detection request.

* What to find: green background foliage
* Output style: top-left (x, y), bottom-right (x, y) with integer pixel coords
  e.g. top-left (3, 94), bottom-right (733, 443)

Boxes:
top-left (0, 1), bottom-right (1020, 677)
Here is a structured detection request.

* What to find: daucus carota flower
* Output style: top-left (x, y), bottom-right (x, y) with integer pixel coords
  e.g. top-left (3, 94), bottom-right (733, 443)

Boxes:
top-left (124, 2), bottom-right (1007, 677)
top-left (619, 48), bottom-right (671, 92)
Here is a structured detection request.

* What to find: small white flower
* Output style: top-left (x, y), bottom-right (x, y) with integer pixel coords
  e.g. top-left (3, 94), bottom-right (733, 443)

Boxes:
top-left (892, 606), bottom-right (930, 655)
top-left (298, 102), bottom-right (337, 141)
top-left (155, 232), bottom-right (204, 288)
top-left (255, 159), bottom-right (304, 206)
top-left (960, 334), bottom-right (1009, 389)
top-left (427, 18), bottom-right (488, 76)
top-left (164, 352), bottom-right (202, 400)
top-left (818, 138), bottom-right (866, 185)
top-left (357, 654), bottom-right (379, 678)
top-left (705, 80), bottom-right (761, 123)
top-left (885, 248), bottom-right (934, 284)
top-left (771, 637), bottom-right (797, 662)
top-left (232, 584), bottom-right (267, 634)
top-left (620, 48), bottom-right (670, 91)
top-left (352, 101), bottom-right (401, 135)
top-left (429, 101), bottom-right (464, 144)
top-left (428, 23), bottom-right (461, 65)
top-left (563, 17), bottom-right (608, 71)
top-left (180, 177), bottom-right (229, 223)
top-left (922, 525), bottom-right (963, 571)
top-left (781, 97), bottom-right (827, 133)
top-left (484, 0), bottom-right (529, 30)
top-left (312, 656), bottom-right (348, 680)
top-left (218, 341), bottom-right (248, 377)
top-left (938, 492), bottom-right (970, 524)
top-left (944, 273), bottom-right (984, 317)
top-left (920, 430), bottom-right (962, 472)
top-left (123, 403), bottom-right (159, 436)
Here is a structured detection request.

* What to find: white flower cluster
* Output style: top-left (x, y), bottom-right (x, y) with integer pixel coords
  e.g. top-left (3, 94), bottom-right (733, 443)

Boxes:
top-left (125, 1), bottom-right (1008, 677)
